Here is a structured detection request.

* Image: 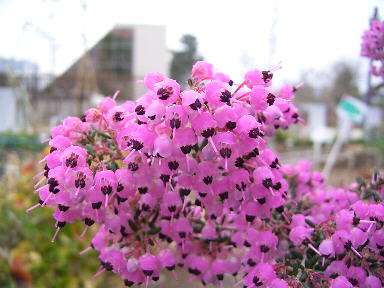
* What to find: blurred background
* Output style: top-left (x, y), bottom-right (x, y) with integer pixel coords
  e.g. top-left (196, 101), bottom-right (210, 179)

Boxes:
top-left (0, 0), bottom-right (384, 287)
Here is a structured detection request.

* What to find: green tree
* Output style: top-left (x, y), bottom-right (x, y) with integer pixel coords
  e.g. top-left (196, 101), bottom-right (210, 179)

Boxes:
top-left (170, 34), bottom-right (203, 85)
top-left (325, 61), bottom-right (360, 103)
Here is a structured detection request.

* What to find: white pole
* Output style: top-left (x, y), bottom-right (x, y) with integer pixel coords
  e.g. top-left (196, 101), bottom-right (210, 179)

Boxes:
top-left (322, 118), bottom-right (351, 178)
top-left (313, 140), bottom-right (322, 168)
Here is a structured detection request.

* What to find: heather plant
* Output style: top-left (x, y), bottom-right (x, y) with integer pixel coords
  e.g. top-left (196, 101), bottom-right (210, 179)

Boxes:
top-left (361, 18), bottom-right (384, 80)
top-left (279, 162), bottom-right (384, 287)
top-left (30, 61), bottom-right (383, 288)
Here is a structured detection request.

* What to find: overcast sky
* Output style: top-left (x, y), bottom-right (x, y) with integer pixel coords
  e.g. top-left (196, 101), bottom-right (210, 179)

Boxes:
top-left (0, 0), bottom-right (383, 86)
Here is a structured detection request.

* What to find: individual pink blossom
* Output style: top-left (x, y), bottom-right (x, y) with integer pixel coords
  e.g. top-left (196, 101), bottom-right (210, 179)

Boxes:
top-left (191, 60), bottom-right (214, 82)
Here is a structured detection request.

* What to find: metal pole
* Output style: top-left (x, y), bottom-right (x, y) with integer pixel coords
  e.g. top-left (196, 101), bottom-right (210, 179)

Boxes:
top-left (322, 118), bottom-right (352, 178)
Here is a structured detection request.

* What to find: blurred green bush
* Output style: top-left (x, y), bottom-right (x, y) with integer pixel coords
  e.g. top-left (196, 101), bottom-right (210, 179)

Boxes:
top-left (0, 132), bottom-right (44, 152)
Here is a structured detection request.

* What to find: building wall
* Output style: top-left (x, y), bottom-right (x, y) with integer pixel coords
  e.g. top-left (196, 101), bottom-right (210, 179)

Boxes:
top-left (0, 88), bottom-right (17, 131)
top-left (132, 25), bottom-right (167, 99)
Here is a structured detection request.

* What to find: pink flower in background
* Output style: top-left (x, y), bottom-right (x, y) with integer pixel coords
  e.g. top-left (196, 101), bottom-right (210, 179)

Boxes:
top-left (361, 19), bottom-right (384, 79)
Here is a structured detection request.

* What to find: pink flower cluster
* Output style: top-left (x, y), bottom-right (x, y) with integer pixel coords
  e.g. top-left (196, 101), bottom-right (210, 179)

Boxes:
top-left (31, 61), bottom-right (384, 287)
top-left (280, 162), bottom-right (384, 288)
top-left (361, 19), bottom-right (384, 79)
top-left (32, 61), bottom-right (299, 287)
